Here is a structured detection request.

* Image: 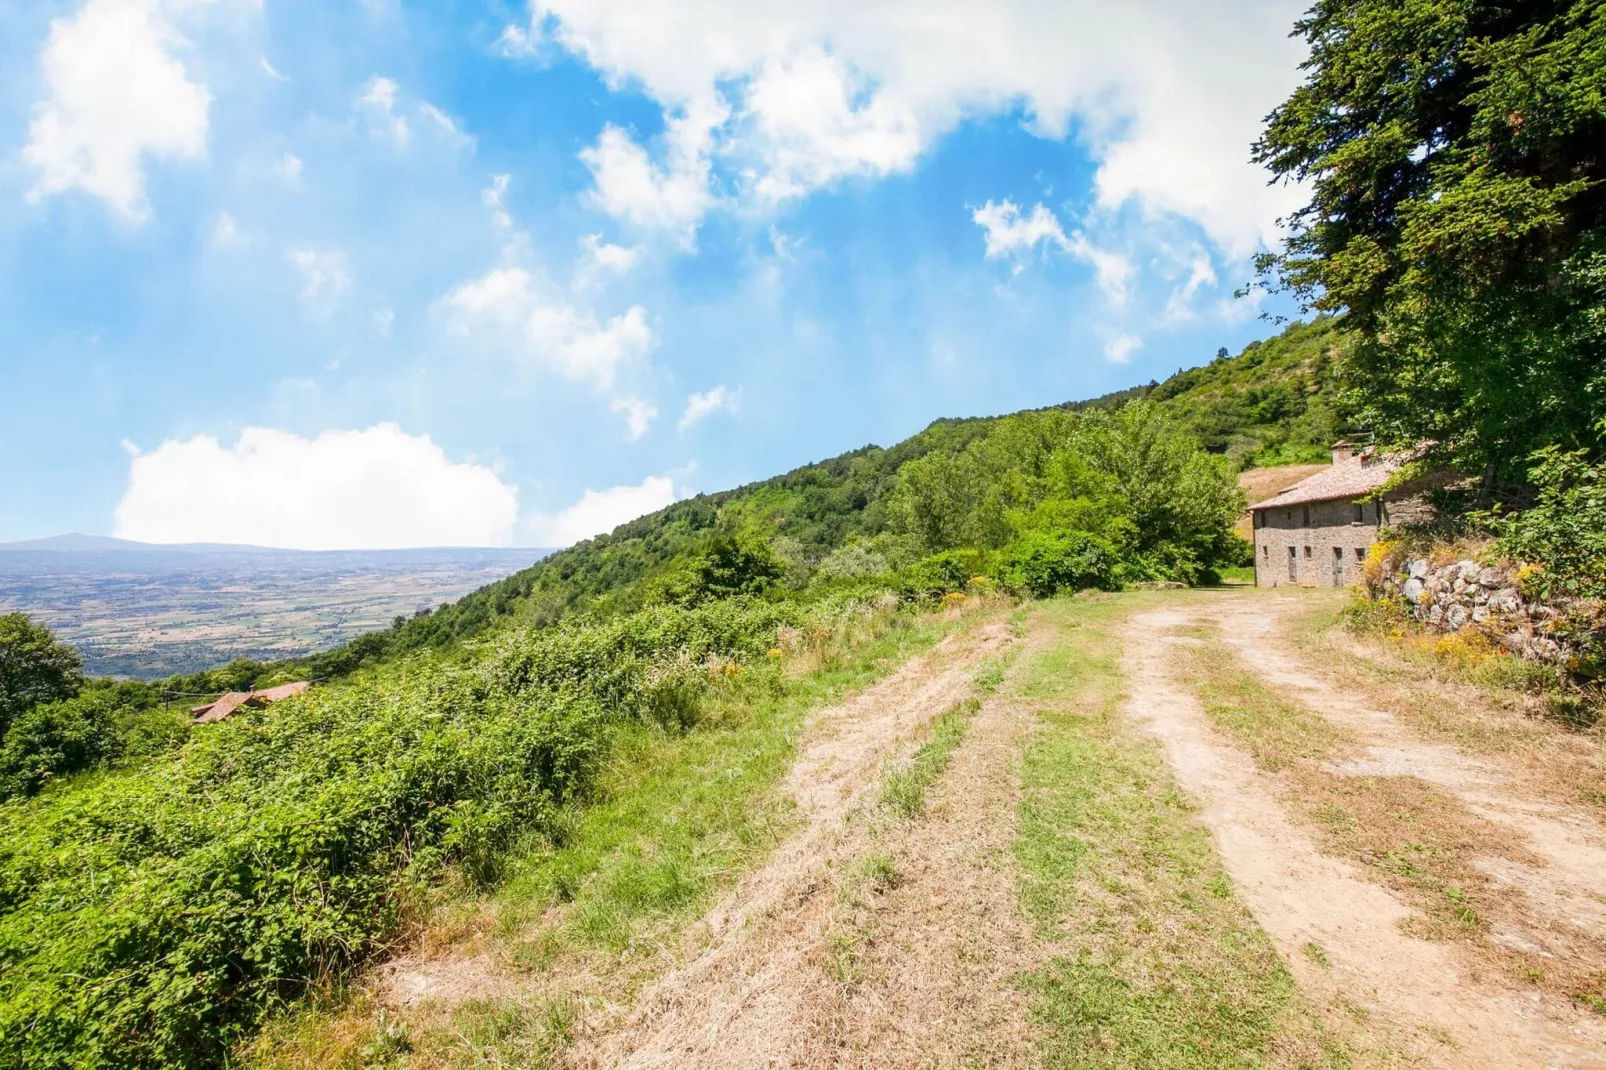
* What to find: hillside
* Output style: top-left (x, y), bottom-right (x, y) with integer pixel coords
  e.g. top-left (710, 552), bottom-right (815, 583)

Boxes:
top-left (304, 316), bottom-right (1348, 673)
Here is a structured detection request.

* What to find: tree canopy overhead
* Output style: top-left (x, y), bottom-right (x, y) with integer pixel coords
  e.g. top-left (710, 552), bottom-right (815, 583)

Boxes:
top-left (1255, 0), bottom-right (1606, 476)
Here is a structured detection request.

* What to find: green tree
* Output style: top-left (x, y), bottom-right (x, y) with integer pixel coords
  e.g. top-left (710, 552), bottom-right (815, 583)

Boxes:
top-left (0, 613), bottom-right (85, 741)
top-left (1255, 0), bottom-right (1606, 477)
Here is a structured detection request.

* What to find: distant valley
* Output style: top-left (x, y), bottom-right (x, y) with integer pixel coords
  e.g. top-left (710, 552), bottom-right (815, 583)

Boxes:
top-left (0, 536), bottom-right (551, 677)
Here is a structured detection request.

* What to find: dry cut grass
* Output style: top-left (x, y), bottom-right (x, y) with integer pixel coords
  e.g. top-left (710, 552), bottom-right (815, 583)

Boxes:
top-left (1172, 625), bottom-right (1606, 1012)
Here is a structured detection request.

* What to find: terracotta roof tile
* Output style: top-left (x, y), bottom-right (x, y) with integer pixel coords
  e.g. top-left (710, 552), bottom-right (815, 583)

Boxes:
top-left (1249, 454), bottom-right (1400, 510)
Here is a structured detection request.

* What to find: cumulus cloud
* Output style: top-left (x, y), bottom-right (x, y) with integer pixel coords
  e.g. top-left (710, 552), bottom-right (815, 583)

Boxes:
top-left (677, 384), bottom-right (739, 431)
top-left (438, 267), bottom-right (654, 390)
top-left (579, 233), bottom-right (640, 275)
top-left (611, 396), bottom-right (657, 440)
top-left (579, 98), bottom-right (726, 244)
top-left (973, 200), bottom-right (1069, 260)
top-left (1104, 333), bottom-right (1142, 364)
top-left (511, 0), bottom-right (1307, 253)
top-left (23, 0), bottom-right (211, 220)
top-left (113, 424), bottom-right (519, 549)
top-left (525, 475), bottom-right (677, 547)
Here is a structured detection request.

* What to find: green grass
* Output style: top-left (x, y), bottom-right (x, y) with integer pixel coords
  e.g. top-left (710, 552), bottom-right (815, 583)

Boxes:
top-left (1011, 594), bottom-right (1345, 1068)
top-left (315, 604), bottom-right (991, 1067)
top-left (879, 697), bottom-right (981, 819)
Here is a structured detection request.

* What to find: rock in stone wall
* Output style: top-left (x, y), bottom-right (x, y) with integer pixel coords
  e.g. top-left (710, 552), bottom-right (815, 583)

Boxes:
top-left (1384, 557), bottom-right (1583, 665)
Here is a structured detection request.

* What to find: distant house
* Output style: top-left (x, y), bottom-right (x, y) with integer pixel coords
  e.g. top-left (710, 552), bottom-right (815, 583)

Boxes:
top-left (1248, 442), bottom-right (1446, 589)
top-left (190, 681), bottom-right (310, 723)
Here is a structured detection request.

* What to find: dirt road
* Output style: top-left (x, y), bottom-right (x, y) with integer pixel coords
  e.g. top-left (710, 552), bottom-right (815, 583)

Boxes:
top-left (565, 617), bottom-right (1026, 1067)
top-left (1125, 593), bottom-right (1606, 1068)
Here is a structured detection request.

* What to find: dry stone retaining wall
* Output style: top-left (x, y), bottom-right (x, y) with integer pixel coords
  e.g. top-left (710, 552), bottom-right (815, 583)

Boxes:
top-left (1384, 557), bottom-right (1580, 665)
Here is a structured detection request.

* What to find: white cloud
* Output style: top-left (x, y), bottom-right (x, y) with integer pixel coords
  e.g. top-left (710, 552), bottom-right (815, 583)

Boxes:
top-left (677, 384), bottom-right (739, 431)
top-left (288, 248), bottom-right (352, 311)
top-left (114, 424), bottom-right (519, 549)
top-left (212, 210), bottom-right (239, 246)
top-left (260, 56), bottom-right (287, 81)
top-left (23, 0), bottom-right (211, 221)
top-left (374, 304), bottom-right (395, 336)
top-left (274, 152), bottom-right (303, 187)
top-left (973, 200), bottom-right (1069, 260)
top-left (1104, 333), bottom-right (1141, 364)
top-left (513, 1), bottom-right (1307, 253)
top-left (438, 267), bottom-right (654, 390)
top-left (358, 75), bottom-right (409, 146)
top-left (419, 101), bottom-right (474, 148)
top-left (1067, 233), bottom-right (1135, 308)
top-left (525, 475), bottom-right (677, 547)
top-left (579, 233), bottom-right (640, 275)
top-left (1163, 251), bottom-right (1218, 322)
top-left (482, 172), bottom-right (514, 231)
top-left (579, 98), bottom-right (726, 244)
top-left (610, 396), bottom-right (657, 440)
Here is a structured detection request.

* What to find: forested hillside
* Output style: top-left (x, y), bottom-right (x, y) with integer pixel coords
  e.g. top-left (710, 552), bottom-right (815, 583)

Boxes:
top-left (296, 316), bottom-right (1347, 675)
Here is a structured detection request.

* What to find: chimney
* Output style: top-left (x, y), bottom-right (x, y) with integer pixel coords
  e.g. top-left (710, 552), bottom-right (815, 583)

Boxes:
top-left (1330, 440), bottom-right (1355, 466)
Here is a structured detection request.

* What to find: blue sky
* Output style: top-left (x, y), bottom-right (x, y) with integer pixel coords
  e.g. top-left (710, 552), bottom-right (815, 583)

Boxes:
top-left (0, 0), bottom-right (1310, 549)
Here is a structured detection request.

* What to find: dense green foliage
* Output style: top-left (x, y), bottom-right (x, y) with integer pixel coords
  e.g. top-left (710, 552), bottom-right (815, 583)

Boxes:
top-left (1256, 0), bottom-right (1606, 475)
top-left (0, 614), bottom-right (84, 740)
top-left (0, 598), bottom-right (828, 1069)
top-left (0, 692), bottom-right (121, 801)
top-left (884, 402), bottom-right (1243, 584)
top-left (1484, 437), bottom-right (1606, 603)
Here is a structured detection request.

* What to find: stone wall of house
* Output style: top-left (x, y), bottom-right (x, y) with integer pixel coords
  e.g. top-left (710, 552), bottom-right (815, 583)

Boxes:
top-left (1254, 498), bottom-right (1380, 588)
top-left (1384, 557), bottom-right (1576, 664)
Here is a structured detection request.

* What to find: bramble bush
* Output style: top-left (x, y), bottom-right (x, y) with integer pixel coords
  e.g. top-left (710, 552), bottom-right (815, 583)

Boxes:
top-left (0, 598), bottom-right (824, 1070)
top-left (999, 532), bottom-right (1119, 597)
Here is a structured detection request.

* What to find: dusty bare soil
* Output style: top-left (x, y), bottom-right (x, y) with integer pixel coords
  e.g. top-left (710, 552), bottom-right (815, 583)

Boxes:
top-left (1124, 595), bottom-right (1606, 1068)
top-left (561, 620), bottom-right (1025, 1068)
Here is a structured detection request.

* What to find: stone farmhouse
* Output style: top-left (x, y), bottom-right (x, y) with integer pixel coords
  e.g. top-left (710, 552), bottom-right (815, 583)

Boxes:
top-left (1249, 442), bottom-right (1443, 589)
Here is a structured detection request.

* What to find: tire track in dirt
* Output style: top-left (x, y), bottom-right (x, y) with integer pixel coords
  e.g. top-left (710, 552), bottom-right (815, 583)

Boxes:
top-left (1213, 596), bottom-right (1606, 951)
top-left (563, 618), bottom-right (1020, 1068)
top-left (1123, 601), bottom-right (1606, 1068)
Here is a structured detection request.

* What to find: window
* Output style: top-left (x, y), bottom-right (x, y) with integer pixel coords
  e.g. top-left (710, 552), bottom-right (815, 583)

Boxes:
top-left (1332, 546), bottom-right (1344, 585)
top-left (1302, 505), bottom-right (1311, 526)
top-left (1304, 545), bottom-right (1312, 557)
top-left (1288, 546), bottom-right (1297, 581)
top-left (1355, 547), bottom-right (1366, 561)
top-left (1262, 544), bottom-right (1269, 561)
top-left (1353, 502), bottom-right (1364, 523)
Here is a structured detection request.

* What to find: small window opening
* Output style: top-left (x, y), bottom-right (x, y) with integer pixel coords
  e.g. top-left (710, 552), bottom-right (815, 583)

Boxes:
top-left (1302, 505), bottom-right (1311, 526)
top-left (1288, 545), bottom-right (1297, 581)
top-left (1353, 502), bottom-right (1364, 523)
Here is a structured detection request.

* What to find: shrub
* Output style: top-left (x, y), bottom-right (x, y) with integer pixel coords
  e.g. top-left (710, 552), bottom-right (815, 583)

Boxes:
top-left (899, 550), bottom-right (986, 599)
top-left (1000, 532), bottom-right (1119, 597)
top-left (0, 692), bottom-right (121, 801)
top-left (0, 614), bottom-right (84, 742)
top-left (1483, 444), bottom-right (1606, 603)
top-left (0, 598), bottom-right (817, 1070)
